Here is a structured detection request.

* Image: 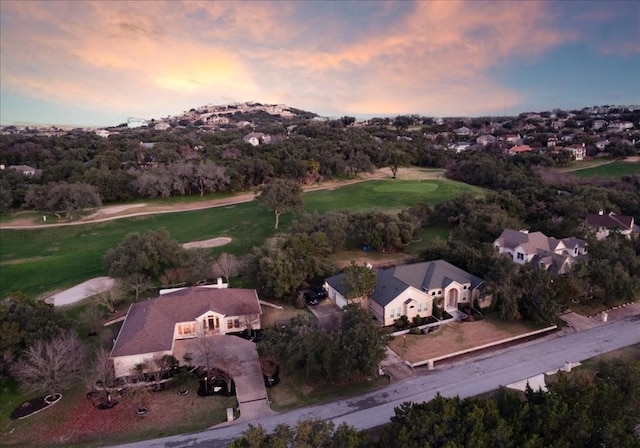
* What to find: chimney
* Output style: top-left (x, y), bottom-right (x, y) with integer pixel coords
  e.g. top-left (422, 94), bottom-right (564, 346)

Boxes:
top-left (598, 209), bottom-right (604, 215)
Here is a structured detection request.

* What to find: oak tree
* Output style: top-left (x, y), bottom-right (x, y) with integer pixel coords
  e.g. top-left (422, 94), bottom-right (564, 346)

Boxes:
top-left (255, 179), bottom-right (303, 229)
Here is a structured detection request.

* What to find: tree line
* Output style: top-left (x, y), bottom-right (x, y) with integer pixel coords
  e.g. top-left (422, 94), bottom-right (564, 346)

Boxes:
top-left (229, 357), bottom-right (640, 447)
top-left (0, 122), bottom-right (454, 215)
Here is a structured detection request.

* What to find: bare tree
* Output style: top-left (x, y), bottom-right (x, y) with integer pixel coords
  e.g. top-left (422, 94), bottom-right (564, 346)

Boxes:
top-left (191, 329), bottom-right (240, 395)
top-left (123, 366), bottom-right (150, 413)
top-left (211, 253), bottom-right (243, 284)
top-left (211, 352), bottom-right (240, 394)
top-left (145, 353), bottom-right (177, 388)
top-left (123, 273), bottom-right (152, 301)
top-left (91, 346), bottom-right (116, 389)
top-left (90, 279), bottom-right (120, 314)
top-left (192, 329), bottom-right (216, 393)
top-left (11, 332), bottom-right (86, 398)
top-left (80, 304), bottom-right (104, 336)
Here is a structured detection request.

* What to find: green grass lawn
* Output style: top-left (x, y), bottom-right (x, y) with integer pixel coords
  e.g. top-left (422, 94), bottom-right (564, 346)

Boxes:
top-left (0, 178), bottom-right (483, 298)
top-left (304, 179), bottom-right (485, 213)
top-left (570, 161), bottom-right (640, 178)
top-left (267, 371), bottom-right (388, 412)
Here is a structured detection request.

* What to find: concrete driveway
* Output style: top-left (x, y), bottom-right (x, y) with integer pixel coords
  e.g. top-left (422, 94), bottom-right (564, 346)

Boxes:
top-left (559, 311), bottom-right (603, 331)
top-left (173, 335), bottom-right (276, 421)
top-left (307, 299), bottom-right (343, 330)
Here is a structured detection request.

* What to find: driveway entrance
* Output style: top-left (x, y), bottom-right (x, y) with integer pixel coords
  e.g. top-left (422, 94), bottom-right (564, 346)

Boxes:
top-left (173, 335), bottom-right (276, 421)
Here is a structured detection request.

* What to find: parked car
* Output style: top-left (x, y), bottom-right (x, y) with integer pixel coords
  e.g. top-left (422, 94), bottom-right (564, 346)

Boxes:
top-left (304, 293), bottom-right (319, 306)
top-left (309, 285), bottom-right (327, 299)
top-left (304, 285), bottom-right (327, 306)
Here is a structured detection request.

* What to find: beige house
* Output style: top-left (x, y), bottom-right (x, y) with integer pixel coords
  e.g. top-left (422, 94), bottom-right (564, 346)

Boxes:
top-left (494, 228), bottom-right (588, 274)
top-left (325, 260), bottom-right (484, 327)
top-left (110, 287), bottom-right (262, 377)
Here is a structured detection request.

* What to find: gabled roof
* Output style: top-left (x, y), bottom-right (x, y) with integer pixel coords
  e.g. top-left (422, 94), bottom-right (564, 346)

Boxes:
top-left (494, 229), bottom-right (586, 256)
top-left (327, 260), bottom-right (483, 308)
top-left (242, 132), bottom-right (266, 141)
top-left (111, 288), bottom-right (261, 358)
top-left (586, 212), bottom-right (634, 231)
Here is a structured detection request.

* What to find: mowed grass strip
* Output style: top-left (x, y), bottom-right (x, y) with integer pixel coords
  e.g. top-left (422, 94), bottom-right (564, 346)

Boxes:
top-left (570, 161), bottom-right (640, 178)
top-left (304, 179), bottom-right (484, 213)
top-left (0, 178), bottom-right (483, 298)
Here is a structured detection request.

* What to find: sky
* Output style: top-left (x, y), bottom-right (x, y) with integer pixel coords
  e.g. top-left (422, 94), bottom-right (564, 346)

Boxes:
top-left (1, 1), bottom-right (639, 127)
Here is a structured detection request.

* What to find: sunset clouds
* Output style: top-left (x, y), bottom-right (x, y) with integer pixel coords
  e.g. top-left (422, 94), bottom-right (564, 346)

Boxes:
top-left (1, 1), bottom-right (638, 126)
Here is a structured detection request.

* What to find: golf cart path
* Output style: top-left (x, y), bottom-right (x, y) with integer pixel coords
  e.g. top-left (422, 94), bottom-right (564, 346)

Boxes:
top-left (1, 169), bottom-right (410, 229)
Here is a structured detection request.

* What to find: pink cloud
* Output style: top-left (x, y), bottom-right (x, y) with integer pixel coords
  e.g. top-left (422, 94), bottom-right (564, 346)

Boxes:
top-left (0, 1), bottom-right (589, 119)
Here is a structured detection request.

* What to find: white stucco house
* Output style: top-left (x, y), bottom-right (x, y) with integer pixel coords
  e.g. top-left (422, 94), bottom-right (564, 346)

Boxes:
top-left (110, 287), bottom-right (262, 378)
top-left (494, 228), bottom-right (589, 274)
top-left (242, 132), bottom-right (270, 146)
top-left (325, 260), bottom-right (485, 327)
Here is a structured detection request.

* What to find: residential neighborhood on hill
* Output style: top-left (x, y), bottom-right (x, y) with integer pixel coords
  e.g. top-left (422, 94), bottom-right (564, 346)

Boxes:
top-left (1, 101), bottom-right (639, 447)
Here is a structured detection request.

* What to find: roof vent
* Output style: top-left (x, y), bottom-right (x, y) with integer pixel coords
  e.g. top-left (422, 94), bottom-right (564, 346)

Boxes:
top-left (598, 209), bottom-right (604, 215)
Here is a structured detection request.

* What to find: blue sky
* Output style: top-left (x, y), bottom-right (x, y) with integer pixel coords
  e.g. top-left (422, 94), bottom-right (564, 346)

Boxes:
top-left (1, 1), bottom-right (638, 127)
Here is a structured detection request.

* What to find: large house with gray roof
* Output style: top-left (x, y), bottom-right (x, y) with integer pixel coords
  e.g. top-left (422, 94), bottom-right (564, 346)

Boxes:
top-left (110, 287), bottom-right (262, 377)
top-left (585, 210), bottom-right (638, 240)
top-left (494, 228), bottom-right (588, 274)
top-left (325, 260), bottom-right (484, 327)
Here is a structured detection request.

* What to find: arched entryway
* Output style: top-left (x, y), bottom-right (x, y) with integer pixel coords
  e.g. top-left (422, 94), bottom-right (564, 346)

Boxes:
top-left (446, 289), bottom-right (459, 310)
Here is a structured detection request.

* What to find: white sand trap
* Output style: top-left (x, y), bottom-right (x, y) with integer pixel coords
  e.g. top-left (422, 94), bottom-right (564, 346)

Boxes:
top-left (46, 277), bottom-right (115, 307)
top-left (182, 237), bottom-right (232, 249)
top-left (93, 203), bottom-right (147, 216)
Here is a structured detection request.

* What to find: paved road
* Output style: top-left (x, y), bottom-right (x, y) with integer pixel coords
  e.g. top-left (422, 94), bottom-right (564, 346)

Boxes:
top-left (113, 316), bottom-right (640, 448)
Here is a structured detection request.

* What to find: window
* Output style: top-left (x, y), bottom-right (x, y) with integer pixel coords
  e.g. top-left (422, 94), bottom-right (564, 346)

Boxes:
top-left (463, 285), bottom-right (467, 290)
top-left (438, 291), bottom-right (442, 295)
top-left (432, 292), bottom-right (436, 296)
top-left (227, 320), bottom-right (233, 329)
top-left (178, 323), bottom-right (196, 336)
top-left (517, 252), bottom-right (524, 260)
top-left (390, 309), bottom-right (395, 318)
top-left (234, 319), bottom-right (240, 328)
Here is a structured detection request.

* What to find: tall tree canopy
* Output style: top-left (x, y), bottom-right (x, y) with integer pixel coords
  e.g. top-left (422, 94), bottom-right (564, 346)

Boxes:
top-left (255, 179), bottom-right (303, 229)
top-left (103, 229), bottom-right (183, 280)
top-left (340, 261), bottom-right (377, 301)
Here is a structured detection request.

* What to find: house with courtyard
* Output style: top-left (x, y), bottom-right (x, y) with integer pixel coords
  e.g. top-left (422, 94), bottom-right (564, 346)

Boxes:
top-left (494, 228), bottom-right (589, 274)
top-left (110, 287), bottom-right (262, 377)
top-left (325, 260), bottom-right (485, 327)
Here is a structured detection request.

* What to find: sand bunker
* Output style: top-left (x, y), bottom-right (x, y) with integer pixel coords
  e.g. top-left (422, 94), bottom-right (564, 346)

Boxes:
top-left (182, 237), bottom-right (232, 249)
top-left (46, 277), bottom-right (115, 307)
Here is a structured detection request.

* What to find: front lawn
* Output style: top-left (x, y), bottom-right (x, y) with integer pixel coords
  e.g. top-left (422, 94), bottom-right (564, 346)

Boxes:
top-left (388, 314), bottom-right (550, 364)
top-left (0, 378), bottom-right (235, 448)
top-left (266, 370), bottom-right (388, 412)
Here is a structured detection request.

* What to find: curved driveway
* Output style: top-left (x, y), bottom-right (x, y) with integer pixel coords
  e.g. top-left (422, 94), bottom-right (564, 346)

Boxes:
top-left (112, 316), bottom-right (640, 448)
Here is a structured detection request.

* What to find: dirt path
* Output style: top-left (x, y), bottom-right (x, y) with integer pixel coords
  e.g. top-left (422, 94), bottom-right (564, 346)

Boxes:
top-left (1, 169), bottom-right (412, 230)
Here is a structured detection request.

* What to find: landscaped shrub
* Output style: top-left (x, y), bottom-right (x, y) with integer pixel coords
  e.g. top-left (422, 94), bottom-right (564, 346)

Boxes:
top-left (394, 315), bottom-right (410, 330)
top-left (409, 327), bottom-right (421, 335)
